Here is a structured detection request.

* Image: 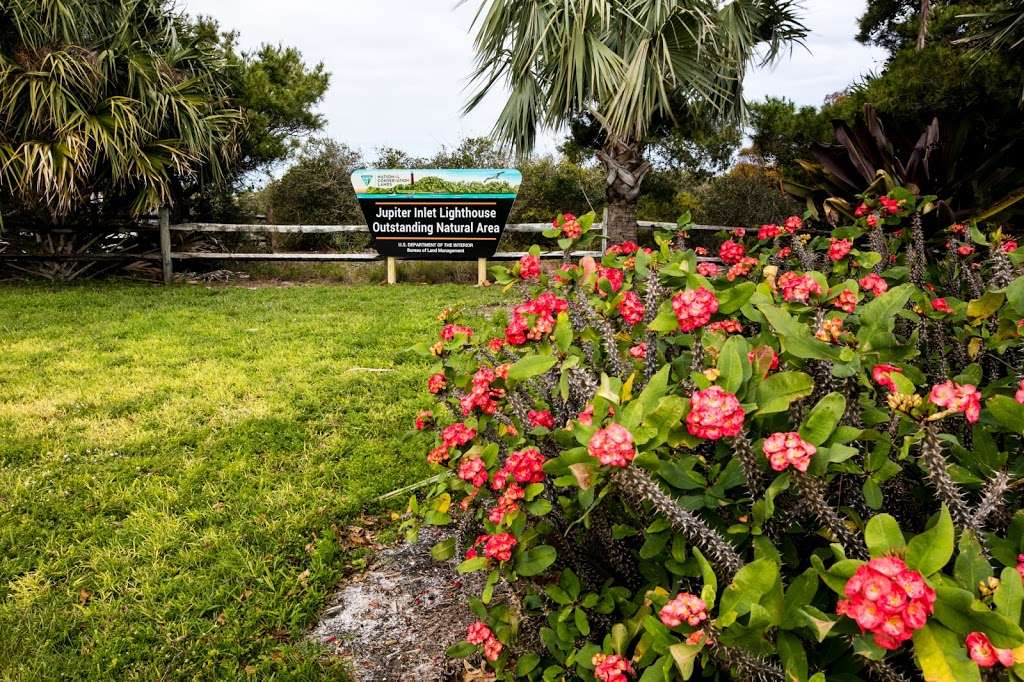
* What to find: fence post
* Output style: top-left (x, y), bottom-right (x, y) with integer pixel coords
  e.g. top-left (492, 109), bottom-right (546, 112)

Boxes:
top-left (386, 257), bottom-right (397, 285)
top-left (477, 258), bottom-right (488, 286)
top-left (601, 208), bottom-right (608, 254)
top-left (159, 206), bottom-right (172, 284)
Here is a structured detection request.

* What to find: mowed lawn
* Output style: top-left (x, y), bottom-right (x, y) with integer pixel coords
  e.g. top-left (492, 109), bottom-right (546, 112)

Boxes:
top-left (0, 282), bottom-right (501, 679)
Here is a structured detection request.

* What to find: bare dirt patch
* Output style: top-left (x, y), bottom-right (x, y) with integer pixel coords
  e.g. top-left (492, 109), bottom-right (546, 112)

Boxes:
top-left (310, 527), bottom-right (493, 681)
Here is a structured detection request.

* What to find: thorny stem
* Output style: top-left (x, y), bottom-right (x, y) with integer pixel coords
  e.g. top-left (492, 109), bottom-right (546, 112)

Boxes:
top-left (705, 633), bottom-right (785, 682)
top-left (613, 466), bottom-right (744, 582)
top-left (733, 432), bottom-right (765, 500)
top-left (863, 657), bottom-right (915, 682)
top-left (792, 472), bottom-right (868, 560)
top-left (918, 422), bottom-right (970, 527)
top-left (577, 290), bottom-right (628, 379)
top-left (968, 470), bottom-right (1012, 534)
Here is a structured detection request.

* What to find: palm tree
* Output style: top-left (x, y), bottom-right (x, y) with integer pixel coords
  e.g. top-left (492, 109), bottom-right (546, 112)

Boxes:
top-left (958, 0), bottom-right (1024, 102)
top-left (462, 0), bottom-right (807, 243)
top-left (0, 0), bottom-right (241, 222)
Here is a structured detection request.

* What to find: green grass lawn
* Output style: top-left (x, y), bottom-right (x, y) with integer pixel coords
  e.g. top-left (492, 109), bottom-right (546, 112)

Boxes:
top-left (0, 282), bottom-right (501, 679)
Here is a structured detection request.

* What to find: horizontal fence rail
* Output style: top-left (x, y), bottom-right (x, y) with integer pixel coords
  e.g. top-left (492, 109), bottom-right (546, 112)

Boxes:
top-left (1, 210), bottom-right (739, 284)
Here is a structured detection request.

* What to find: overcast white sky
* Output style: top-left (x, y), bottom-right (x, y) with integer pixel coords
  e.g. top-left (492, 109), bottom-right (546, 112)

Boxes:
top-left (180, 0), bottom-right (887, 158)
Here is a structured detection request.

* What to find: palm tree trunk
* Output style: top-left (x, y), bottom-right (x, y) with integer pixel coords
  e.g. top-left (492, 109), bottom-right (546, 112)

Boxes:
top-left (917, 0), bottom-right (931, 51)
top-left (597, 138), bottom-right (651, 244)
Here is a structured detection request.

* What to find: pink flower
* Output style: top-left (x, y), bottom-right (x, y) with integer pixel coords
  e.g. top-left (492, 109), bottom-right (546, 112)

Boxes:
top-left (1002, 239), bottom-right (1018, 253)
top-left (577, 404), bottom-right (595, 426)
top-left (784, 215), bottom-right (803, 233)
top-left (859, 273), bottom-right (889, 297)
top-left (957, 245), bottom-right (975, 257)
top-left (428, 444), bottom-right (450, 464)
top-left (758, 224), bottom-right (781, 240)
top-left (1016, 554), bottom-right (1024, 581)
top-left (440, 324), bottom-right (474, 341)
top-left (762, 432), bottom-right (816, 472)
top-left (866, 214), bottom-right (880, 229)
top-left (855, 203), bottom-right (870, 217)
top-left (828, 238), bottom-right (853, 261)
top-left (659, 592), bottom-right (708, 628)
top-left (555, 213), bottom-right (582, 239)
top-left (879, 196), bottom-right (902, 215)
top-left (777, 247), bottom-right (792, 259)
top-left (592, 654), bottom-right (635, 682)
top-left (672, 287), bottom-right (719, 332)
top-left (483, 533), bottom-right (517, 562)
top-left (482, 636), bottom-right (503, 662)
top-left (427, 373), bottom-right (447, 394)
top-left (596, 267), bottom-right (624, 296)
top-left (618, 291), bottom-right (645, 326)
top-left (834, 289), bottom-right (858, 313)
top-left (629, 343), bottom-right (647, 359)
top-left (494, 448), bottom-right (546, 488)
top-left (966, 632), bottom-right (1015, 668)
top-left (930, 381), bottom-right (982, 423)
top-left (726, 257), bottom-right (758, 282)
top-left (606, 241), bottom-right (640, 256)
top-left (588, 424), bottom-right (636, 468)
top-left (697, 262), bottom-right (720, 277)
top-left (778, 272), bottom-right (822, 303)
top-left (931, 298), bottom-right (953, 314)
top-left (442, 422), bottom-right (477, 448)
top-left (528, 410), bottom-right (555, 430)
top-left (719, 240), bottom-right (746, 265)
top-left (458, 457), bottom-right (488, 488)
top-left (518, 253), bottom-right (541, 279)
top-left (1016, 379), bottom-right (1024, 405)
top-left (687, 386), bottom-right (744, 440)
top-left (708, 319), bottom-right (742, 334)
top-left (837, 558), bottom-right (933, 651)
top-left (466, 621), bottom-right (493, 645)
top-left (872, 364), bottom-right (902, 393)
top-left (505, 292), bottom-right (569, 345)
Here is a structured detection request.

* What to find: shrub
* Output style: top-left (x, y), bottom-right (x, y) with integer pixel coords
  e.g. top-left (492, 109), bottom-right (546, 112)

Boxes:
top-left (409, 196), bottom-right (1024, 681)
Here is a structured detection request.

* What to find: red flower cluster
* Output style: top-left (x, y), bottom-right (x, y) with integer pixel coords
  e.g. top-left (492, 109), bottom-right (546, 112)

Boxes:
top-left (440, 324), bottom-right (474, 341)
top-left (758, 224), bottom-right (781, 240)
top-left (687, 386), bottom-right (744, 440)
top-left (1003, 239), bottom-right (1019, 253)
top-left (966, 632), bottom-right (1015, 668)
top-left (855, 203), bottom-right (870, 217)
top-left (483, 532), bottom-right (517, 561)
top-left (836, 556), bottom-right (935, 650)
top-left (588, 424), bottom-right (636, 468)
top-left (528, 410), bottom-right (555, 429)
top-left (776, 246), bottom-right (793, 259)
top-left (708, 319), bottom-right (742, 334)
top-left (828, 238), bottom-right (853, 262)
top-left (762, 432), bottom-right (816, 472)
top-left (505, 292), bottom-right (568, 345)
top-left (606, 241), bottom-right (640, 256)
top-left (659, 592), bottom-right (708, 628)
top-left (878, 196), bottom-right (902, 215)
top-left (577, 403), bottom-right (595, 426)
top-left (957, 245), bottom-right (975, 257)
top-left (442, 422), bottom-right (476, 448)
top-left (778, 272), bottom-right (823, 303)
top-left (415, 410), bottom-right (433, 430)
top-left (872, 364), bottom-right (902, 393)
top-left (726, 257), bottom-right (758, 281)
top-left (719, 239), bottom-right (746, 265)
top-left (596, 267), bottom-right (624, 296)
top-left (518, 253), bottom-right (541, 279)
top-left (466, 622), bottom-right (503, 662)
top-left (784, 215), bottom-right (803, 233)
top-left (461, 366), bottom-right (504, 416)
top-left (629, 343), bottom-right (647, 359)
top-left (671, 287), bottom-right (719, 332)
top-left (592, 654), bottom-right (635, 682)
top-left (929, 380), bottom-right (981, 423)
top-left (697, 262), bottom-right (720, 277)
top-left (833, 289), bottom-right (858, 313)
top-left (458, 456), bottom-right (488, 488)
top-left (427, 372), bottom-right (446, 394)
top-left (494, 448), bottom-right (546, 487)
top-left (1016, 378), bottom-right (1024, 405)
top-left (1017, 554), bottom-right (1024, 580)
top-left (554, 213), bottom-right (582, 239)
top-left (618, 290), bottom-right (645, 326)
top-left (859, 273), bottom-right (889, 297)
top-left (930, 298), bottom-right (953, 314)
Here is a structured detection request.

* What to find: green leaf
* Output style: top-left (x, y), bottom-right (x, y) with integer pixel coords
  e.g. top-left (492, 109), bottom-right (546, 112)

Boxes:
top-left (693, 548), bottom-right (718, 608)
top-left (508, 354), bottom-right (558, 382)
top-left (953, 532), bottom-right (991, 593)
top-left (516, 653), bottom-right (541, 676)
top-left (717, 335), bottom-right (748, 394)
top-left (988, 395), bottom-right (1024, 434)
top-left (719, 559), bottom-right (780, 620)
top-left (799, 392), bottom-right (846, 446)
top-left (515, 545), bottom-right (557, 576)
top-left (864, 514), bottom-right (905, 557)
top-left (430, 538), bottom-right (456, 561)
top-left (574, 607), bottom-right (590, 636)
top-left (446, 641), bottom-right (477, 658)
top-left (912, 622), bottom-right (982, 682)
top-left (967, 291), bottom-right (1005, 321)
top-left (906, 507), bottom-right (954, 576)
top-left (649, 301), bottom-right (679, 333)
top-left (776, 631), bottom-right (808, 682)
top-left (995, 567), bottom-right (1024, 625)
top-left (932, 584), bottom-right (1024, 648)
top-left (553, 312), bottom-right (573, 352)
top-left (668, 642), bottom-right (702, 680)
top-left (755, 371), bottom-right (815, 414)
top-left (755, 304), bottom-right (841, 361)
top-left (858, 284), bottom-right (914, 333)
top-left (718, 282), bottom-right (755, 314)
top-left (457, 557), bottom-right (489, 573)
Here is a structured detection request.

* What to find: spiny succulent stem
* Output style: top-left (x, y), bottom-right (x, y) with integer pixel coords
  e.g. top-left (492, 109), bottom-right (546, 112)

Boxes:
top-left (918, 422), bottom-right (970, 527)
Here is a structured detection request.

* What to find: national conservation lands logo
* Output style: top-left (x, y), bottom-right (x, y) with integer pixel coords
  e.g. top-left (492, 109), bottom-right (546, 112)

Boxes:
top-left (351, 168), bottom-right (522, 260)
